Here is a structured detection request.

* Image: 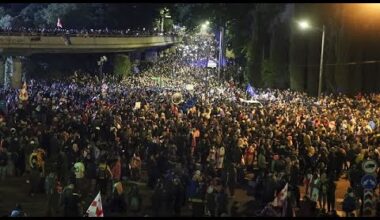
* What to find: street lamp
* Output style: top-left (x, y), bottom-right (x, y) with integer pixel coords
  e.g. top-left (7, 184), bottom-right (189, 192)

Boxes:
top-left (201, 21), bottom-right (209, 32)
top-left (297, 20), bottom-right (325, 97)
top-left (98, 55), bottom-right (107, 78)
top-left (160, 8), bottom-right (170, 33)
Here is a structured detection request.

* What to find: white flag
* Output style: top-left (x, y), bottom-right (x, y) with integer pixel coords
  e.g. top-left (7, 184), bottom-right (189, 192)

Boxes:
top-left (86, 192), bottom-right (104, 217)
top-left (57, 18), bottom-right (63, 29)
top-left (271, 183), bottom-right (288, 207)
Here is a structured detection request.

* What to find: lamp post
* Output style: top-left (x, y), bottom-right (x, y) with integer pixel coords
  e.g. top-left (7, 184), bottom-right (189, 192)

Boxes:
top-left (160, 8), bottom-right (171, 34)
top-left (298, 20), bottom-right (325, 97)
top-left (218, 26), bottom-right (224, 81)
top-left (98, 56), bottom-right (107, 78)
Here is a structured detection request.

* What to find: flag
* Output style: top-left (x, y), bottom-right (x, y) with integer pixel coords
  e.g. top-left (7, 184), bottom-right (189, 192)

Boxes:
top-left (246, 84), bottom-right (255, 97)
top-left (271, 183), bottom-right (288, 208)
top-left (86, 192), bottom-right (104, 217)
top-left (267, 183), bottom-right (289, 217)
top-left (57, 18), bottom-right (63, 28)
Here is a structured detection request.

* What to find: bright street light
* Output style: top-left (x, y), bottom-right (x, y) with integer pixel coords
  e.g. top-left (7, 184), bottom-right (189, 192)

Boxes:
top-left (201, 21), bottom-right (209, 31)
top-left (298, 20), bottom-right (310, 30)
top-left (297, 19), bottom-right (325, 97)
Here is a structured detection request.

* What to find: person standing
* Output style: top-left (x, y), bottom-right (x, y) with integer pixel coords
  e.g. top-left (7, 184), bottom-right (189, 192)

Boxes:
top-left (62, 184), bottom-right (81, 217)
top-left (27, 158), bottom-right (41, 197)
top-left (110, 180), bottom-right (125, 213)
top-left (130, 153), bottom-right (141, 181)
top-left (319, 173), bottom-right (328, 210)
top-left (97, 158), bottom-right (112, 197)
top-left (216, 146), bottom-right (225, 170)
top-left (73, 159), bottom-right (85, 194)
top-left (111, 156), bottom-right (121, 182)
top-left (326, 177), bottom-right (336, 213)
top-left (0, 147), bottom-right (8, 181)
top-left (45, 170), bottom-right (57, 216)
top-left (342, 187), bottom-right (357, 217)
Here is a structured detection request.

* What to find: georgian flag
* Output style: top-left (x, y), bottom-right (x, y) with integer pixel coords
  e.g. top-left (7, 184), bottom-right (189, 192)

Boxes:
top-left (57, 18), bottom-right (63, 28)
top-left (86, 192), bottom-right (104, 217)
top-left (272, 183), bottom-right (288, 207)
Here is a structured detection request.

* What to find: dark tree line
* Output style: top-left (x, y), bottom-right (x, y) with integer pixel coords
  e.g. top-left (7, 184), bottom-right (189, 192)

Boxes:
top-left (0, 3), bottom-right (163, 30)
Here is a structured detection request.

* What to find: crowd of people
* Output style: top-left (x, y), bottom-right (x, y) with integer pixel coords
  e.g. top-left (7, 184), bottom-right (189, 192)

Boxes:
top-left (0, 28), bottom-right (380, 218)
top-left (0, 27), bottom-right (178, 38)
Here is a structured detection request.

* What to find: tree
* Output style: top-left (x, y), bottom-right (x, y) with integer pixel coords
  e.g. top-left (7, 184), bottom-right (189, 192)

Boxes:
top-left (0, 14), bottom-right (14, 29)
top-left (113, 54), bottom-right (132, 80)
top-left (40, 3), bottom-right (78, 27)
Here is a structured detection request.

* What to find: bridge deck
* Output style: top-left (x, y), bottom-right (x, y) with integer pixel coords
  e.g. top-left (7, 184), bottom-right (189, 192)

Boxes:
top-left (0, 35), bottom-right (179, 55)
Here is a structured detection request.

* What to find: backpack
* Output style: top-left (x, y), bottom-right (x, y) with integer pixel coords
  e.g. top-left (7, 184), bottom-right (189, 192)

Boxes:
top-left (343, 196), bottom-right (356, 212)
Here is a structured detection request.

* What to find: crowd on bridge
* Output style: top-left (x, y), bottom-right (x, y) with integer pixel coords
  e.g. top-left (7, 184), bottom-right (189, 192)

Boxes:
top-left (0, 28), bottom-right (380, 218)
top-left (0, 26), bottom-right (178, 38)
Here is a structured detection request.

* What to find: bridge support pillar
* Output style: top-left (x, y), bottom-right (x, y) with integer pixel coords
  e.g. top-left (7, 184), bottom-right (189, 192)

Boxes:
top-left (4, 56), bottom-right (24, 89)
top-left (0, 57), bottom-right (4, 87)
top-left (144, 50), bottom-right (158, 62)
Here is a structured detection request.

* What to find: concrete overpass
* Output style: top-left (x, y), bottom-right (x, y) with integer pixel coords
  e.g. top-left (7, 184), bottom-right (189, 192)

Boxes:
top-left (0, 35), bottom-right (179, 55)
top-left (0, 34), bottom-right (180, 88)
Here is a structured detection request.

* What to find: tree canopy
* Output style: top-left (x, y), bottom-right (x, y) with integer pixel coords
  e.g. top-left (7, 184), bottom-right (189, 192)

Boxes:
top-left (0, 3), bottom-right (164, 29)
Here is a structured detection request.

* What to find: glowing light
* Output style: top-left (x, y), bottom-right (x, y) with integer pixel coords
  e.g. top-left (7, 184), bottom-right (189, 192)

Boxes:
top-left (298, 20), bottom-right (310, 30)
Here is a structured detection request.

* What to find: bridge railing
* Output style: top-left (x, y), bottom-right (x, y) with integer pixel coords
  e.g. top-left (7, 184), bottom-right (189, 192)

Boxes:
top-left (0, 30), bottom-right (178, 38)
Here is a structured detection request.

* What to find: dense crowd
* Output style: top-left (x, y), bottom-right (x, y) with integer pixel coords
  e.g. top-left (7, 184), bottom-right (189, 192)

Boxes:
top-left (0, 30), bottom-right (380, 218)
top-left (0, 27), bottom-right (178, 37)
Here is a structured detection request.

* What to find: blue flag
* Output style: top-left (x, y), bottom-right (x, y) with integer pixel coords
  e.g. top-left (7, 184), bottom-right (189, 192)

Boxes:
top-left (246, 84), bottom-right (255, 97)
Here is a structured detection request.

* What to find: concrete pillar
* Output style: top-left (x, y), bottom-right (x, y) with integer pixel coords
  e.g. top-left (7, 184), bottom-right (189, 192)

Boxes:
top-left (4, 56), bottom-right (12, 89)
top-left (144, 50), bottom-right (158, 62)
top-left (0, 57), bottom-right (4, 87)
top-left (4, 56), bottom-right (23, 89)
top-left (11, 57), bottom-right (23, 89)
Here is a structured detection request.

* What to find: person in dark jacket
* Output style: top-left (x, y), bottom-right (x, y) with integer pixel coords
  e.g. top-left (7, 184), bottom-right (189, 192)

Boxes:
top-left (151, 179), bottom-right (164, 217)
top-left (62, 184), bottom-right (81, 217)
top-left (326, 177), bottom-right (336, 213)
top-left (172, 178), bottom-right (185, 216)
top-left (0, 148), bottom-right (8, 181)
top-left (215, 187), bottom-right (228, 217)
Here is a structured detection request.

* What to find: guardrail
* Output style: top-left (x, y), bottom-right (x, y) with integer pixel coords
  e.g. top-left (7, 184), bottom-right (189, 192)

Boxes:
top-left (0, 31), bottom-right (178, 38)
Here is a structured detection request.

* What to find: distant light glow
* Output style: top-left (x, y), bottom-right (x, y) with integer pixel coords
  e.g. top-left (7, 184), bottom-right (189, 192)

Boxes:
top-left (298, 20), bottom-right (310, 30)
top-left (201, 21), bottom-right (210, 32)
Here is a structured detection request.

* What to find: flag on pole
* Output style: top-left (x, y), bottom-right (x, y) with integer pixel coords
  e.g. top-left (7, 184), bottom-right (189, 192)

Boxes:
top-left (57, 18), bottom-right (63, 28)
top-left (246, 83), bottom-right (255, 97)
top-left (86, 191), bottom-right (104, 217)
